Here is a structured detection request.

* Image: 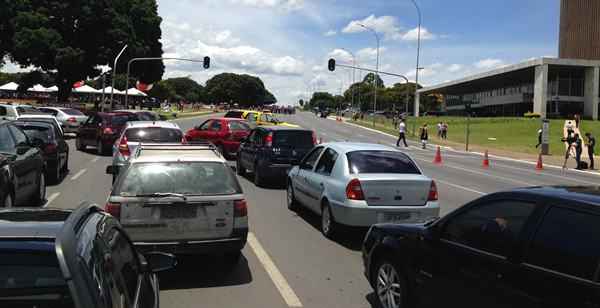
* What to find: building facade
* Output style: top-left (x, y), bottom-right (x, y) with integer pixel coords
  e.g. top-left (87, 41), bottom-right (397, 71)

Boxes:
top-left (559, 0), bottom-right (600, 60)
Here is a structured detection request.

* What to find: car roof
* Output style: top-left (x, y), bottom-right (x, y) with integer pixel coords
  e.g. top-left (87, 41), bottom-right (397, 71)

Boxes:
top-left (12, 120), bottom-right (54, 128)
top-left (125, 121), bottom-right (180, 129)
top-left (17, 114), bottom-right (56, 119)
top-left (0, 208), bottom-right (72, 239)
top-left (115, 109), bottom-right (157, 114)
top-left (317, 142), bottom-right (398, 153)
top-left (131, 145), bottom-right (226, 163)
top-left (258, 125), bottom-right (310, 131)
top-left (511, 186), bottom-right (600, 206)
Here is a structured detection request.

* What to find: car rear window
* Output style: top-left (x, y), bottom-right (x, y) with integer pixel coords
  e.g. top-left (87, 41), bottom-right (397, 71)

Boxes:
top-left (115, 162), bottom-right (241, 196)
top-left (62, 108), bottom-right (85, 116)
top-left (135, 112), bottom-right (159, 121)
top-left (125, 127), bottom-right (183, 143)
top-left (110, 115), bottom-right (133, 125)
top-left (224, 111), bottom-right (244, 118)
top-left (273, 130), bottom-right (313, 148)
top-left (347, 150), bottom-right (420, 174)
top-left (229, 121), bottom-right (250, 131)
top-left (15, 106), bottom-right (41, 115)
top-left (15, 124), bottom-right (54, 142)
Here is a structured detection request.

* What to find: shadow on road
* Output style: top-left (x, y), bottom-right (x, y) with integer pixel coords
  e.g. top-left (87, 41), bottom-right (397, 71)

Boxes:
top-left (293, 207), bottom-right (367, 252)
top-left (365, 292), bottom-right (382, 308)
top-left (159, 254), bottom-right (253, 291)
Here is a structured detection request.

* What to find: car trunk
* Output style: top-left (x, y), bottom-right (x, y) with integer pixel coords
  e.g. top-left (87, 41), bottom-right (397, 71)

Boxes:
top-left (119, 195), bottom-right (238, 242)
top-left (357, 174), bottom-right (431, 206)
top-left (270, 146), bottom-right (312, 165)
top-left (271, 130), bottom-right (314, 164)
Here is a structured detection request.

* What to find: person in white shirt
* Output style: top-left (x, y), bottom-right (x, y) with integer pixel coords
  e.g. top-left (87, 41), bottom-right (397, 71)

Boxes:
top-left (396, 119), bottom-right (408, 147)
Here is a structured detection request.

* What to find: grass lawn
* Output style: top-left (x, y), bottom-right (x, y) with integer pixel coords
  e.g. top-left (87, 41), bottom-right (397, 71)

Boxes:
top-left (352, 116), bottom-right (600, 156)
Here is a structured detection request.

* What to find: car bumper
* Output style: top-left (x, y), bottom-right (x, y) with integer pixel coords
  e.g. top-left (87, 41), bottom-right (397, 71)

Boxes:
top-left (330, 201), bottom-right (440, 227)
top-left (133, 229), bottom-right (248, 255)
top-left (62, 124), bottom-right (80, 134)
top-left (263, 163), bottom-right (293, 179)
top-left (222, 141), bottom-right (241, 155)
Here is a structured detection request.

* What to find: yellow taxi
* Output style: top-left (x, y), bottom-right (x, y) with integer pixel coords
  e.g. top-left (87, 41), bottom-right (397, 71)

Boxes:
top-left (242, 110), bottom-right (299, 127)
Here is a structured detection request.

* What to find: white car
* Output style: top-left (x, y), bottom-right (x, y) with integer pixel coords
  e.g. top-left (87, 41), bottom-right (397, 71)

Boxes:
top-left (15, 114), bottom-right (64, 135)
top-left (0, 104), bottom-right (41, 121)
top-left (37, 107), bottom-right (88, 134)
top-left (287, 142), bottom-right (440, 238)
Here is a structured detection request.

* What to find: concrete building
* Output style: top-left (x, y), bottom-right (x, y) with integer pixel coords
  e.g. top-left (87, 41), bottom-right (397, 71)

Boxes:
top-left (416, 0), bottom-right (600, 120)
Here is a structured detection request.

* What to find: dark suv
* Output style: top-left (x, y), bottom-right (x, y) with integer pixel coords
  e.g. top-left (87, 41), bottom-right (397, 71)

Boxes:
top-left (237, 126), bottom-right (316, 186)
top-left (76, 112), bottom-right (136, 155)
top-left (362, 186), bottom-right (600, 308)
top-left (0, 204), bottom-right (176, 308)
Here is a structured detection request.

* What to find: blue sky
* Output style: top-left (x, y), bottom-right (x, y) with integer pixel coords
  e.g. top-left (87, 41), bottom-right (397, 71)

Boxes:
top-left (2, 0), bottom-right (561, 104)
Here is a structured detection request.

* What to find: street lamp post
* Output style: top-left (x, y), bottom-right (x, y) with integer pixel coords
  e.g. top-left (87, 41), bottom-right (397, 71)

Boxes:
top-left (341, 48), bottom-right (356, 111)
top-left (409, 0), bottom-right (422, 117)
top-left (110, 44), bottom-right (128, 111)
top-left (359, 24), bottom-right (380, 126)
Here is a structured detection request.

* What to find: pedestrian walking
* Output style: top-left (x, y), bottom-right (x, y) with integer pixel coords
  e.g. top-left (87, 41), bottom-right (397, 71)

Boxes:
top-left (575, 134), bottom-right (583, 169)
top-left (566, 121), bottom-right (575, 138)
top-left (442, 122), bottom-right (448, 139)
top-left (562, 133), bottom-right (577, 171)
top-left (575, 114), bottom-right (581, 128)
top-left (535, 128), bottom-right (542, 148)
top-left (437, 122), bottom-right (443, 138)
top-left (396, 119), bottom-right (408, 147)
top-left (420, 124), bottom-right (429, 149)
top-left (586, 132), bottom-right (596, 170)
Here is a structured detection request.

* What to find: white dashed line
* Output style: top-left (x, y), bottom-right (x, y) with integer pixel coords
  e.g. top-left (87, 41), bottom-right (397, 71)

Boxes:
top-left (91, 157), bottom-right (100, 163)
top-left (248, 232), bottom-right (302, 307)
top-left (70, 169), bottom-right (87, 181)
top-left (436, 180), bottom-right (486, 195)
top-left (44, 192), bottom-right (61, 207)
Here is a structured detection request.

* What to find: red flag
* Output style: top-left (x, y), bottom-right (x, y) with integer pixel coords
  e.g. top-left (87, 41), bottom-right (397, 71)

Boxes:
top-left (136, 81), bottom-right (153, 92)
top-left (73, 81), bottom-right (85, 88)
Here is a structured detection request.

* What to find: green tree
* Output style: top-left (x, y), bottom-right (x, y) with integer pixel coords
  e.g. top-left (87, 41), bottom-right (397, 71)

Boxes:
top-left (163, 77), bottom-right (205, 102)
top-left (148, 80), bottom-right (175, 101)
top-left (205, 73), bottom-right (276, 106)
top-left (7, 0), bottom-right (164, 102)
top-left (362, 73), bottom-right (385, 88)
top-left (298, 99), bottom-right (304, 107)
top-left (309, 92), bottom-right (335, 109)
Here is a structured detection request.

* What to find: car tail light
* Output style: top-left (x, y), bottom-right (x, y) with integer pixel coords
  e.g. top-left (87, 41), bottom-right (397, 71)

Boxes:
top-left (428, 181), bottom-right (438, 201)
top-left (312, 130), bottom-right (317, 145)
top-left (67, 117), bottom-right (77, 123)
top-left (264, 132), bottom-right (273, 147)
top-left (181, 136), bottom-right (188, 144)
top-left (346, 179), bottom-right (365, 200)
top-left (105, 202), bottom-right (121, 220)
top-left (234, 200), bottom-right (248, 217)
top-left (45, 143), bottom-right (57, 153)
top-left (103, 127), bottom-right (114, 135)
top-left (118, 135), bottom-right (130, 157)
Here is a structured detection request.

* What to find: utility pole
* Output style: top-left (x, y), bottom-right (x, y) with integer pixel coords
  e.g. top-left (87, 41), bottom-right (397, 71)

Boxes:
top-left (110, 44), bottom-right (128, 111)
top-left (359, 24), bottom-right (380, 126)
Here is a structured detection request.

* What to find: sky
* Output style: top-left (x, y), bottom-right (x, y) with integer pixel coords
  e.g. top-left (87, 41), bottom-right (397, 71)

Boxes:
top-left (3, 0), bottom-right (561, 105)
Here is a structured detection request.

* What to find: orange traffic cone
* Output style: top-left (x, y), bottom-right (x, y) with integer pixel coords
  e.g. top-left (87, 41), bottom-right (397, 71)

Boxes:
top-left (433, 146), bottom-right (443, 165)
top-left (536, 153), bottom-right (543, 171)
top-left (482, 150), bottom-right (490, 169)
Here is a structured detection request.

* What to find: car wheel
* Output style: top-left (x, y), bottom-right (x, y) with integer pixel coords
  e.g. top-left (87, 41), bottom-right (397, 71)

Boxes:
top-left (253, 163), bottom-right (264, 187)
top-left (31, 172), bottom-right (46, 206)
top-left (287, 181), bottom-right (299, 211)
top-left (321, 201), bottom-right (338, 238)
top-left (2, 191), bottom-right (13, 208)
top-left (372, 258), bottom-right (408, 308)
top-left (62, 153), bottom-right (69, 174)
top-left (51, 161), bottom-right (61, 184)
top-left (236, 157), bottom-right (245, 176)
top-left (96, 140), bottom-right (105, 156)
top-left (76, 138), bottom-right (85, 151)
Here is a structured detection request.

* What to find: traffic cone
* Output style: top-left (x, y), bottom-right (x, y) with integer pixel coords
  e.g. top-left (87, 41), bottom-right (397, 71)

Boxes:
top-left (433, 146), bottom-right (443, 165)
top-left (482, 150), bottom-right (490, 169)
top-left (536, 153), bottom-right (543, 171)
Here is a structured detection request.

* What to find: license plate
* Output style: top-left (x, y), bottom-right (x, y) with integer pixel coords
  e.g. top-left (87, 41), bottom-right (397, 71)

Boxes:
top-left (379, 212), bottom-right (416, 223)
top-left (161, 206), bottom-right (197, 219)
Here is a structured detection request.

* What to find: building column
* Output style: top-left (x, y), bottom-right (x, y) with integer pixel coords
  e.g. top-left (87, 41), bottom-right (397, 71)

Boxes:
top-left (414, 92), bottom-right (420, 117)
top-left (584, 66), bottom-right (599, 120)
top-left (533, 64), bottom-right (549, 118)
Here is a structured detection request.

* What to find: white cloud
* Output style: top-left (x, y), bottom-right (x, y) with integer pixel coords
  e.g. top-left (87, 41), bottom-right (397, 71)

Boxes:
top-left (447, 64), bottom-right (463, 72)
top-left (327, 49), bottom-right (353, 63)
top-left (400, 27), bottom-right (436, 41)
top-left (228, 0), bottom-right (304, 11)
top-left (356, 47), bottom-right (386, 61)
top-left (474, 58), bottom-right (505, 69)
top-left (323, 30), bottom-right (337, 37)
top-left (312, 65), bottom-right (324, 73)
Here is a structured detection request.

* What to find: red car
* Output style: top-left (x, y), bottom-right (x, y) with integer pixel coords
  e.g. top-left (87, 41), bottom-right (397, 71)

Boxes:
top-left (76, 112), bottom-right (137, 155)
top-left (185, 118), bottom-right (251, 158)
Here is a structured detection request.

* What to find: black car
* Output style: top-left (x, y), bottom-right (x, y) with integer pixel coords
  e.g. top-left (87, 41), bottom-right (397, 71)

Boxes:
top-left (0, 122), bottom-right (46, 207)
top-left (13, 120), bottom-right (69, 184)
top-left (237, 126), bottom-right (316, 186)
top-left (0, 204), bottom-right (176, 308)
top-left (362, 186), bottom-right (600, 308)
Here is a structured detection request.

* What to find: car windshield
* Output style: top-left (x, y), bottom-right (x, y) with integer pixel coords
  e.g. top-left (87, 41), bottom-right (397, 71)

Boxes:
top-left (124, 127), bottom-right (183, 142)
top-left (273, 130), bottom-right (313, 148)
top-left (228, 121), bottom-right (250, 131)
top-left (14, 124), bottom-right (53, 142)
top-left (115, 162), bottom-right (241, 196)
top-left (61, 108), bottom-right (84, 116)
top-left (15, 106), bottom-right (41, 116)
top-left (347, 150), bottom-right (421, 174)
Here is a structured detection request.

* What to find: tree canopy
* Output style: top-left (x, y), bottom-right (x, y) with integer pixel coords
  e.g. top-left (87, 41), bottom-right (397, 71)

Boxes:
top-left (3, 0), bottom-right (164, 101)
top-left (205, 73), bottom-right (277, 106)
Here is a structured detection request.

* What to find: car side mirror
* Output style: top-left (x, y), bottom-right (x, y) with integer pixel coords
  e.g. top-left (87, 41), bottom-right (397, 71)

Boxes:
top-left (106, 165), bottom-right (120, 175)
top-left (143, 252), bottom-right (177, 273)
top-left (16, 142), bottom-right (30, 155)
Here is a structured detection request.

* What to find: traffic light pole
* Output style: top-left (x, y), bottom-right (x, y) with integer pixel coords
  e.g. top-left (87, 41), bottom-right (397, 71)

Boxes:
top-left (125, 57), bottom-right (210, 109)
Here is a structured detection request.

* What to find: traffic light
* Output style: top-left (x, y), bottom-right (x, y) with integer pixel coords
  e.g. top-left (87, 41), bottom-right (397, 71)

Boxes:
top-left (328, 58), bottom-right (336, 71)
top-left (203, 56), bottom-right (210, 69)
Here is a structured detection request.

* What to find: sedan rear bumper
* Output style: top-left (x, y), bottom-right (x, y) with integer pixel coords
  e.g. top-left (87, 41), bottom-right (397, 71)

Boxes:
top-left (330, 201), bottom-right (440, 227)
top-left (133, 229), bottom-right (248, 255)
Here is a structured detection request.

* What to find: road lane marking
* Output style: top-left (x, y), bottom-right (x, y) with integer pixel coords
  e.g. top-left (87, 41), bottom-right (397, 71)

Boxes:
top-left (91, 157), bottom-right (99, 163)
top-left (247, 232), bottom-right (302, 307)
top-left (436, 180), bottom-right (485, 195)
top-left (44, 192), bottom-right (61, 207)
top-left (70, 169), bottom-right (87, 181)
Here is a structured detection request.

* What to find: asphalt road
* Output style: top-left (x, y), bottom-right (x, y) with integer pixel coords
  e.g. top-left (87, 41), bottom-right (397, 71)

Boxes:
top-left (44, 111), bottom-right (600, 308)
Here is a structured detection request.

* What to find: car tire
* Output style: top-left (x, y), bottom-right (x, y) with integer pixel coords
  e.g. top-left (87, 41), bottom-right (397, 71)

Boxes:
top-left (321, 201), bottom-right (338, 239)
top-left (50, 161), bottom-right (61, 184)
top-left (1, 191), bottom-right (13, 208)
top-left (76, 138), bottom-right (85, 151)
top-left (31, 172), bottom-right (46, 206)
top-left (97, 140), bottom-right (106, 156)
top-left (372, 257), bottom-right (408, 308)
top-left (62, 153), bottom-right (69, 174)
top-left (287, 181), bottom-right (299, 211)
top-left (253, 163), bottom-right (265, 187)
top-left (236, 157), bottom-right (245, 176)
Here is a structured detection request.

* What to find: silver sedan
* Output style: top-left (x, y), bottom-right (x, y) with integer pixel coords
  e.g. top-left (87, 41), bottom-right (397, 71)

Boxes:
top-left (287, 142), bottom-right (440, 238)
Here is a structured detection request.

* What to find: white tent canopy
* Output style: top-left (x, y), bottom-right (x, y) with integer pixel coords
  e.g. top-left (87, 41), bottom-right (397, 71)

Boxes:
top-left (0, 82), bottom-right (19, 91)
top-left (46, 86), bottom-right (58, 92)
top-left (73, 85), bottom-right (99, 93)
top-left (28, 84), bottom-right (48, 92)
top-left (126, 88), bottom-right (147, 97)
top-left (100, 87), bottom-right (125, 95)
